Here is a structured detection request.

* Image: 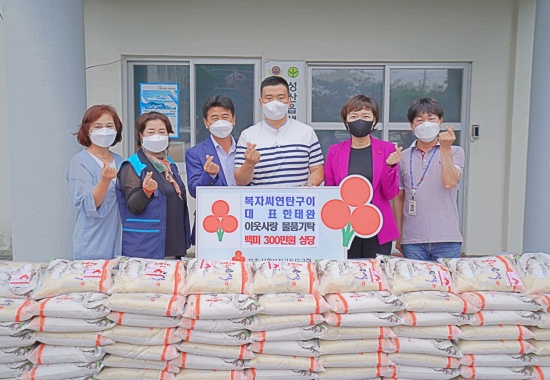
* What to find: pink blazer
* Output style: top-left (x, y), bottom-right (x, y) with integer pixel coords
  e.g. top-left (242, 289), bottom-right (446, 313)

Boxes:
top-left (324, 137), bottom-right (400, 245)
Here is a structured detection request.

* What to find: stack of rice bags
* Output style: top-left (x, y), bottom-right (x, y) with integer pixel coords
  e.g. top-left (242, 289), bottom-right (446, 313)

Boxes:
top-left (98, 257), bottom-right (186, 380)
top-left (382, 256), bottom-right (467, 380)
top-left (0, 261), bottom-right (42, 379)
top-left (511, 252), bottom-right (550, 380)
top-left (316, 259), bottom-right (399, 380)
top-left (23, 259), bottom-right (118, 380)
top-left (445, 254), bottom-right (544, 380)
top-left (178, 259), bottom-right (257, 380)
top-left (247, 260), bottom-right (330, 380)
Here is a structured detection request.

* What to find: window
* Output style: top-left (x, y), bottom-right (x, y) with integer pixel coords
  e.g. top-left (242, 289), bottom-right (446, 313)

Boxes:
top-left (126, 59), bottom-right (260, 167)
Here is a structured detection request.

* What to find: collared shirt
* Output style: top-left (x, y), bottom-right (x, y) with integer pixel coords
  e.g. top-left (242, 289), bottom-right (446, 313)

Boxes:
top-left (398, 140), bottom-right (465, 244)
top-left (235, 118), bottom-right (324, 186)
top-left (210, 135), bottom-right (236, 186)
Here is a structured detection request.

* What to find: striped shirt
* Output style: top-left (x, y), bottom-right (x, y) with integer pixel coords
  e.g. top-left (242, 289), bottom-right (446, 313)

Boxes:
top-left (235, 119), bottom-right (324, 186)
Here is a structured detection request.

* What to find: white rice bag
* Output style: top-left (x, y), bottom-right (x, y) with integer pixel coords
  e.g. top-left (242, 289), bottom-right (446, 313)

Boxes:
top-left (0, 261), bottom-right (44, 299)
top-left (461, 325), bottom-right (534, 340)
top-left (0, 331), bottom-right (35, 348)
top-left (249, 339), bottom-right (319, 357)
top-left (25, 316), bottom-right (115, 332)
top-left (398, 311), bottom-right (472, 327)
top-left (251, 261), bottom-right (319, 295)
top-left (319, 352), bottom-right (394, 367)
top-left (0, 297), bottom-right (35, 322)
top-left (104, 293), bottom-right (185, 316)
top-left (35, 331), bottom-right (113, 346)
top-left (323, 311), bottom-right (402, 327)
top-left (531, 340), bottom-right (550, 355)
top-left (470, 310), bottom-right (547, 326)
top-left (251, 324), bottom-right (327, 342)
top-left (259, 293), bottom-right (331, 315)
top-left (27, 344), bottom-right (103, 364)
top-left (510, 252), bottom-right (550, 295)
top-left (536, 356), bottom-right (550, 366)
top-left (460, 291), bottom-right (543, 311)
top-left (251, 369), bottom-right (318, 380)
top-left (180, 316), bottom-right (257, 332)
top-left (249, 314), bottom-right (325, 332)
top-left (179, 328), bottom-right (252, 345)
top-left (34, 259), bottom-right (118, 299)
top-left (96, 367), bottom-right (176, 380)
top-left (317, 259), bottom-right (388, 295)
top-left (530, 327), bottom-right (550, 340)
top-left (247, 353), bottom-right (323, 371)
top-left (382, 257), bottom-right (454, 295)
top-left (183, 259), bottom-right (252, 294)
top-left (101, 325), bottom-right (183, 345)
top-left (107, 312), bottom-right (180, 328)
top-left (531, 294), bottom-right (550, 312)
top-left (102, 354), bottom-right (179, 373)
top-left (389, 352), bottom-right (459, 368)
top-left (317, 366), bottom-right (394, 379)
top-left (0, 345), bottom-right (33, 364)
top-left (0, 361), bottom-right (33, 378)
top-left (458, 340), bottom-right (535, 355)
top-left (459, 365), bottom-right (536, 379)
top-left (110, 258), bottom-right (185, 295)
top-left (324, 291), bottom-right (405, 314)
top-left (183, 294), bottom-right (262, 320)
top-left (319, 325), bottom-right (396, 340)
top-left (176, 341), bottom-right (255, 359)
top-left (0, 321), bottom-right (26, 336)
top-left (393, 337), bottom-right (462, 358)
top-left (19, 362), bottom-right (103, 379)
top-left (392, 325), bottom-right (463, 340)
top-left (33, 292), bottom-right (110, 319)
top-left (175, 369), bottom-right (252, 379)
top-left (395, 365), bottom-right (459, 380)
top-left (460, 353), bottom-right (539, 367)
top-left (103, 342), bottom-right (178, 361)
top-left (170, 352), bottom-right (248, 370)
top-left (400, 291), bottom-right (478, 313)
top-left (443, 255), bottom-right (525, 293)
top-left (318, 338), bottom-right (396, 355)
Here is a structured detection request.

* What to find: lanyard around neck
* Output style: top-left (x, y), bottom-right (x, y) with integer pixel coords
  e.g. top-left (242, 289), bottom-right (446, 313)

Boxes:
top-left (409, 146), bottom-right (439, 200)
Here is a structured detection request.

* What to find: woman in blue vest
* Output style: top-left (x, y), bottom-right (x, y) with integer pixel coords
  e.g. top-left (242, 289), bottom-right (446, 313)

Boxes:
top-left (116, 112), bottom-right (190, 259)
top-left (67, 105), bottom-right (124, 260)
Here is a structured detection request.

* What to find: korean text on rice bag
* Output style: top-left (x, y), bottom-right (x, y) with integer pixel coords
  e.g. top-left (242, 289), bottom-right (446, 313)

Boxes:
top-left (510, 252), bottom-right (550, 295)
top-left (317, 259), bottom-right (388, 295)
top-left (33, 259), bottom-right (118, 299)
top-left (110, 258), bottom-right (185, 295)
top-left (251, 261), bottom-right (319, 295)
top-left (0, 261), bottom-right (44, 299)
top-left (183, 259), bottom-right (252, 294)
top-left (382, 257), bottom-right (453, 295)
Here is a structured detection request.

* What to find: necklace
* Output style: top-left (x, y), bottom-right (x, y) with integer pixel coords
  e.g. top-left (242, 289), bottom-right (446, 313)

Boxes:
top-left (88, 148), bottom-right (112, 160)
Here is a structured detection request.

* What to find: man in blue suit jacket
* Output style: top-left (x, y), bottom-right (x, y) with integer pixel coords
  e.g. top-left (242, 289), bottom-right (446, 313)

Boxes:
top-left (186, 95), bottom-right (237, 199)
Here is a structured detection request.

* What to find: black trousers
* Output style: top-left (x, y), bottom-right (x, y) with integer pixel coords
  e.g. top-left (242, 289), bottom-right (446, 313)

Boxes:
top-left (347, 235), bottom-right (392, 259)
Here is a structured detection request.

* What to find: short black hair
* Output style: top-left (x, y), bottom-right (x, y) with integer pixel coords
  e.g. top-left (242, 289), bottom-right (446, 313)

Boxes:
top-left (202, 95), bottom-right (235, 119)
top-left (406, 97), bottom-right (444, 123)
top-left (261, 76), bottom-right (290, 96)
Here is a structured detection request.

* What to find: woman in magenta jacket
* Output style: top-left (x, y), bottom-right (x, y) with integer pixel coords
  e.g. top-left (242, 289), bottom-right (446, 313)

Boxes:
top-left (324, 95), bottom-right (402, 259)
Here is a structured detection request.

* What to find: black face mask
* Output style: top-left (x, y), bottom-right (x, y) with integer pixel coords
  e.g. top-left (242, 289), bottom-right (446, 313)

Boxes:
top-left (347, 119), bottom-right (374, 138)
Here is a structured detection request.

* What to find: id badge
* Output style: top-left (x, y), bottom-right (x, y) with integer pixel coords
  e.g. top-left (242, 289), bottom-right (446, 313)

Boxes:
top-left (408, 200), bottom-right (417, 216)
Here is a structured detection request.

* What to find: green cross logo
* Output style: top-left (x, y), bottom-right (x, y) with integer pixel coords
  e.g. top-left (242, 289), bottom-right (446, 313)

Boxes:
top-left (288, 67), bottom-right (299, 78)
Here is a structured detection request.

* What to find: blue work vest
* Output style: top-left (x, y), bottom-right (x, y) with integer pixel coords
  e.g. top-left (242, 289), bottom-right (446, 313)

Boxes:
top-left (116, 150), bottom-right (190, 258)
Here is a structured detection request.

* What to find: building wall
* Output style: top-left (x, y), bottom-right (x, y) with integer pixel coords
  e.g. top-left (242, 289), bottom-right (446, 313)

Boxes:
top-left (0, 3), bottom-right (12, 255)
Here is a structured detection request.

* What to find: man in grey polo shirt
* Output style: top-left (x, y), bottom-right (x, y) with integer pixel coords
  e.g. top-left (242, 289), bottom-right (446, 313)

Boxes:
top-left (393, 97), bottom-right (464, 261)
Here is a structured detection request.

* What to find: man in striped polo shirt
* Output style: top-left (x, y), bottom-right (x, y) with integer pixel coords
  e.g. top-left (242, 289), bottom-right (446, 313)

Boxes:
top-left (234, 76), bottom-right (324, 186)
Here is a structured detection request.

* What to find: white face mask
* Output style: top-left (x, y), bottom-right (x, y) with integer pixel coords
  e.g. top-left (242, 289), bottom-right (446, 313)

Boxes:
top-left (142, 134), bottom-right (169, 153)
top-left (209, 120), bottom-right (233, 139)
top-left (90, 128), bottom-right (117, 148)
top-left (414, 121), bottom-right (441, 142)
top-left (262, 100), bottom-right (289, 120)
